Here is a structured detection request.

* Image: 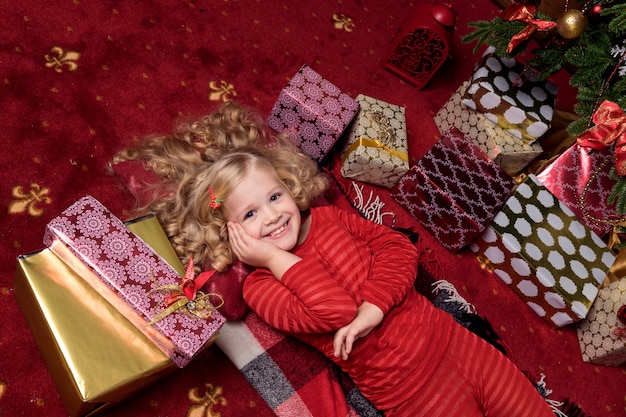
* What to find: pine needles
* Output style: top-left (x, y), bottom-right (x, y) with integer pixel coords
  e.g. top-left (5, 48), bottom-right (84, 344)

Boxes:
top-left (462, 1), bottom-right (626, 215)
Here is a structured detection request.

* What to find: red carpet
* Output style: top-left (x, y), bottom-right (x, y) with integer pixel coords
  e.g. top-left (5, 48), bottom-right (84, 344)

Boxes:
top-left (1, 1), bottom-right (624, 416)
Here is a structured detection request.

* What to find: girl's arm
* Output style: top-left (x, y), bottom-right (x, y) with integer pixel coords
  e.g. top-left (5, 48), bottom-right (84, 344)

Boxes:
top-left (231, 220), bottom-right (357, 334)
top-left (227, 221), bottom-right (299, 279)
top-left (330, 207), bottom-right (419, 359)
top-left (335, 207), bottom-right (419, 315)
top-left (243, 259), bottom-right (358, 334)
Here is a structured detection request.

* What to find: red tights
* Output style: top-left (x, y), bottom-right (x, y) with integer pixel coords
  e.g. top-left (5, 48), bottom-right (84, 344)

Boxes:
top-left (387, 324), bottom-right (555, 417)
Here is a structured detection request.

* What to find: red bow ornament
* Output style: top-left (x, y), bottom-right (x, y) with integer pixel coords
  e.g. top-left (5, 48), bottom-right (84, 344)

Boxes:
top-left (577, 100), bottom-right (626, 176)
top-left (499, 3), bottom-right (556, 53)
top-left (148, 257), bottom-right (222, 324)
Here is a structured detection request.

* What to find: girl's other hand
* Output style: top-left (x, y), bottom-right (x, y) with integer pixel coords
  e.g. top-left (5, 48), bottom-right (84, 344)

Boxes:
top-left (333, 301), bottom-right (383, 361)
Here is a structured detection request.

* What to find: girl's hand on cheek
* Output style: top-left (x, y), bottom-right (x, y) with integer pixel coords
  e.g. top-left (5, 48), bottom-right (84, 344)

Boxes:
top-left (227, 222), bottom-right (279, 268)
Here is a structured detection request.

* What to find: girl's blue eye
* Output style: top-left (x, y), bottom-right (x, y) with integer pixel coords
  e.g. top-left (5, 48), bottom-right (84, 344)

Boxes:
top-left (270, 193), bottom-right (280, 202)
top-left (244, 211), bottom-right (254, 219)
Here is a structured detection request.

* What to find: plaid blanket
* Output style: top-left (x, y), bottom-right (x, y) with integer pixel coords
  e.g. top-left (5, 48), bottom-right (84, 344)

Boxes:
top-left (216, 313), bottom-right (380, 417)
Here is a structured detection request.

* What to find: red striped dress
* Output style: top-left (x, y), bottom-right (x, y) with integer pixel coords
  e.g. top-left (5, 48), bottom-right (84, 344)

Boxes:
top-left (243, 206), bottom-right (553, 417)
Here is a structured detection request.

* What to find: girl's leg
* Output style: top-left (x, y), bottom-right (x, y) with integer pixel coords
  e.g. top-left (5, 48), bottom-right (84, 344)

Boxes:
top-left (392, 324), bottom-right (554, 417)
top-left (446, 324), bottom-right (555, 417)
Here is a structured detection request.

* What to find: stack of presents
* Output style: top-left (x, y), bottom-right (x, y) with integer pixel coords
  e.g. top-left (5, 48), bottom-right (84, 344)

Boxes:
top-left (265, 55), bottom-right (626, 366)
top-left (14, 50), bottom-right (626, 416)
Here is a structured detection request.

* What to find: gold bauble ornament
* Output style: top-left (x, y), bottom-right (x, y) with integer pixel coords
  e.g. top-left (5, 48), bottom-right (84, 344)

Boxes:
top-left (556, 9), bottom-right (588, 39)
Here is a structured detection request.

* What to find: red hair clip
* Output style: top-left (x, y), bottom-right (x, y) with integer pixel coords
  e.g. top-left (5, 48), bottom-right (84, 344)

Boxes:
top-left (208, 187), bottom-right (221, 209)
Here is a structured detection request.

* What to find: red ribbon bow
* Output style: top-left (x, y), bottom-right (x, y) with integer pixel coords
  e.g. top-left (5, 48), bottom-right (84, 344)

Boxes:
top-left (165, 257), bottom-right (216, 305)
top-left (499, 3), bottom-right (556, 53)
top-left (577, 100), bottom-right (626, 176)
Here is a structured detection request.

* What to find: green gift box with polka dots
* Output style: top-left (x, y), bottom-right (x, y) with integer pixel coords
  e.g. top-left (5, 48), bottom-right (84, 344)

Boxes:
top-left (469, 174), bottom-right (615, 329)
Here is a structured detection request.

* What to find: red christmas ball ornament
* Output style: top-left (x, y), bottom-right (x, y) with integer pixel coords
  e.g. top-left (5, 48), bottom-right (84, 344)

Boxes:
top-left (431, 2), bottom-right (456, 27)
top-left (590, 4), bottom-right (602, 17)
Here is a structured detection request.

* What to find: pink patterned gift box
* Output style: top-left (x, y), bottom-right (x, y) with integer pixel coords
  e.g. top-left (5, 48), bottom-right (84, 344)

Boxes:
top-left (43, 196), bottom-right (225, 368)
top-left (390, 128), bottom-right (515, 252)
top-left (536, 143), bottom-right (620, 238)
top-left (267, 64), bottom-right (359, 161)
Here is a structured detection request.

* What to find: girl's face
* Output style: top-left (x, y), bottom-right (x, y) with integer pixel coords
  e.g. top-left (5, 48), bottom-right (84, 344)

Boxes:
top-left (224, 164), bottom-right (303, 252)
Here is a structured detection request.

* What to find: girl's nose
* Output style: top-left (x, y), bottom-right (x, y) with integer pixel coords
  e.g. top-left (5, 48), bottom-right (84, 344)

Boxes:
top-left (263, 206), bottom-right (280, 225)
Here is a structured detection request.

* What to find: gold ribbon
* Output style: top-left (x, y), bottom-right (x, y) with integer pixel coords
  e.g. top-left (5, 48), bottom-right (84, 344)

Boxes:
top-left (603, 221), bottom-right (626, 287)
top-left (607, 219), bottom-right (626, 252)
top-left (147, 257), bottom-right (224, 325)
top-left (342, 137), bottom-right (409, 164)
top-left (148, 289), bottom-right (224, 325)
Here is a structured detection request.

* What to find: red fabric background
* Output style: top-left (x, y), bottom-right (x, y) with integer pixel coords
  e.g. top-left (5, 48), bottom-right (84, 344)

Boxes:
top-left (1, 0), bottom-right (623, 416)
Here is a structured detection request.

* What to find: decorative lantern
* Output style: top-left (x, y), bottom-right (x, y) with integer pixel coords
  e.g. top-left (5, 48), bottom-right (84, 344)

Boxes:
top-left (385, 2), bottom-right (457, 89)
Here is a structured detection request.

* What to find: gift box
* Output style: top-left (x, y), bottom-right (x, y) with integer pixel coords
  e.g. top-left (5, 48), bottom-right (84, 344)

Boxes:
top-left (434, 82), bottom-right (542, 176)
top-left (536, 143), bottom-right (620, 238)
top-left (42, 196), bottom-right (225, 368)
top-left (469, 174), bottom-right (616, 328)
top-left (577, 278), bottom-right (626, 366)
top-left (267, 64), bottom-right (359, 161)
top-left (462, 47), bottom-right (558, 144)
top-left (390, 127), bottom-right (515, 252)
top-left (340, 94), bottom-right (409, 188)
top-left (14, 215), bottom-right (186, 417)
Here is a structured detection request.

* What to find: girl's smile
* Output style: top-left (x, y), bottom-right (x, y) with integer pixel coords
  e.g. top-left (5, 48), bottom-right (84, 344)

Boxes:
top-left (265, 220), bottom-right (288, 238)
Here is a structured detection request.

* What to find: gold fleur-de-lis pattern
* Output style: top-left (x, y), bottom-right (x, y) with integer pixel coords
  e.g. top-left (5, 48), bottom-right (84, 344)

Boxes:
top-left (332, 13), bottom-right (355, 32)
top-left (187, 383), bottom-right (227, 417)
top-left (208, 80), bottom-right (237, 102)
top-left (44, 46), bottom-right (81, 72)
top-left (9, 183), bottom-right (52, 217)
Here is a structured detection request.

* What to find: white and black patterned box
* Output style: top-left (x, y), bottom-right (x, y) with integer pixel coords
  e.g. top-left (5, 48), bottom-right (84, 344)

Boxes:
top-left (469, 175), bottom-right (615, 328)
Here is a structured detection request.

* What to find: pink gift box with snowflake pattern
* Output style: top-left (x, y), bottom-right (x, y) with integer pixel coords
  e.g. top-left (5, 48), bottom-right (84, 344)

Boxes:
top-left (43, 196), bottom-right (225, 367)
top-left (267, 64), bottom-right (359, 161)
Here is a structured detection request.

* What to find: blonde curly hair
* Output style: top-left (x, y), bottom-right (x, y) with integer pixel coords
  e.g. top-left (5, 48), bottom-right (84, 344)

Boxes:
top-left (173, 144), bottom-right (328, 272)
top-left (111, 101), bottom-right (276, 182)
top-left (111, 102), bottom-right (327, 272)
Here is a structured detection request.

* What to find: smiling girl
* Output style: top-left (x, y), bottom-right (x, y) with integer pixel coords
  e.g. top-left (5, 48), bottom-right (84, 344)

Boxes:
top-left (113, 103), bottom-right (554, 417)
top-left (183, 143), bottom-right (553, 417)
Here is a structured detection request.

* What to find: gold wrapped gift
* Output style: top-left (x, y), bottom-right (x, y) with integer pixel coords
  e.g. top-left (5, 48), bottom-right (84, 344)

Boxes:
top-left (469, 175), bottom-right (616, 328)
top-left (340, 94), bottom-right (409, 188)
top-left (14, 215), bottom-right (191, 417)
top-left (577, 278), bottom-right (626, 366)
top-left (434, 82), bottom-right (543, 176)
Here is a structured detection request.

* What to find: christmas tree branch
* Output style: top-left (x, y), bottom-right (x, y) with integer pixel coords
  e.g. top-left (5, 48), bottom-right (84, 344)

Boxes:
top-left (462, 0), bottom-right (626, 216)
top-left (602, 3), bottom-right (626, 33)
